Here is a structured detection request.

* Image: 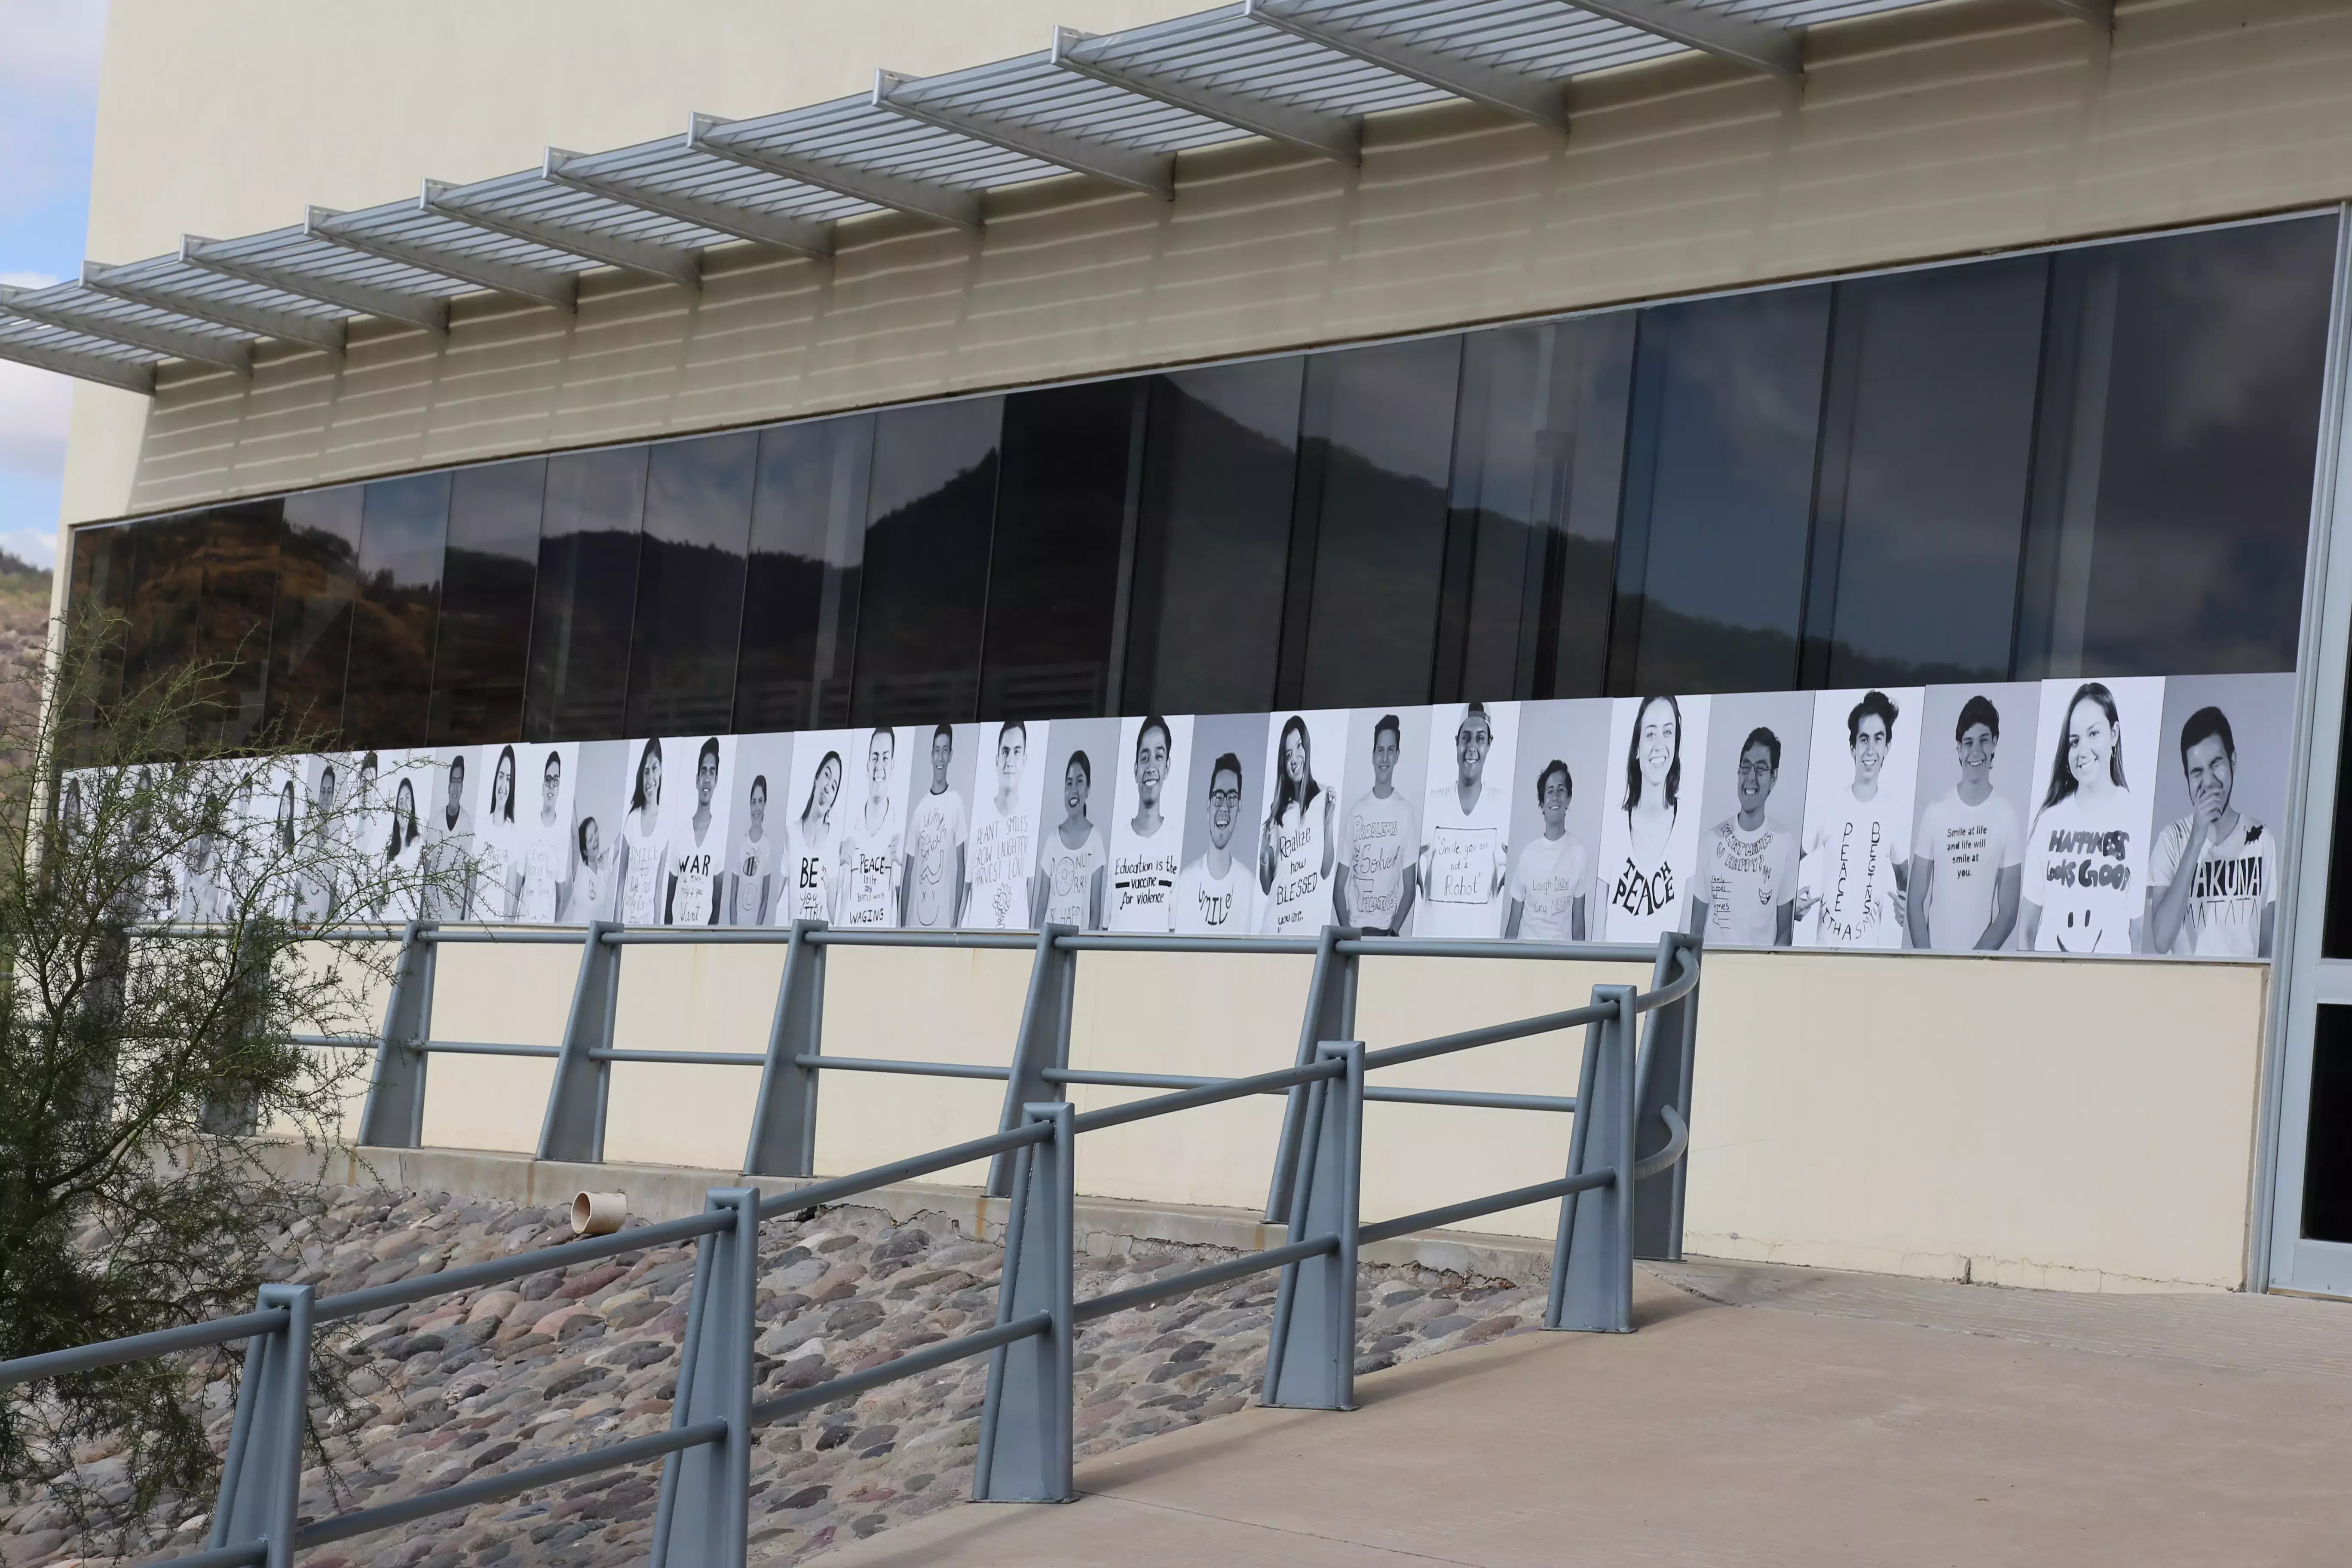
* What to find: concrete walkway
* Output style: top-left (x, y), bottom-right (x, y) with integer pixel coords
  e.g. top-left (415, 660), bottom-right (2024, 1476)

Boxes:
top-left (814, 1259), bottom-right (2352, 1567)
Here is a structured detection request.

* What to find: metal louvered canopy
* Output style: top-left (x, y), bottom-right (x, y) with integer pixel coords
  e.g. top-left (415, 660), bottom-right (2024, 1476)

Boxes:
top-left (83, 247), bottom-right (350, 352)
top-left (6, 0), bottom-right (2112, 392)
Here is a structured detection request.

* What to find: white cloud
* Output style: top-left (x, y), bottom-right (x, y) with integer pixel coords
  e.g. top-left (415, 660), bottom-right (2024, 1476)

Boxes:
top-left (0, 358), bottom-right (74, 479)
top-left (0, 271), bottom-right (60, 291)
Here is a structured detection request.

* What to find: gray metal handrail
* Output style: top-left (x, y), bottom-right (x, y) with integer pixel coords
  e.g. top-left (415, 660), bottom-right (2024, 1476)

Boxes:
top-left (129, 917), bottom-right (1704, 1238)
top-left (2, 929), bottom-right (1699, 1568)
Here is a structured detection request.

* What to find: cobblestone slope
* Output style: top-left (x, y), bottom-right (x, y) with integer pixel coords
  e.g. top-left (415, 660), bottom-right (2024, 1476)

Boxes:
top-left (1, 1184), bottom-right (1559, 1568)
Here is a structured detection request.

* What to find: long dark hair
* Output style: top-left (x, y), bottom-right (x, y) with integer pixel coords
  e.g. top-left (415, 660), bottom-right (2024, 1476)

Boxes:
top-left (1622, 694), bottom-right (1683, 813)
top-left (800, 750), bottom-right (842, 827)
top-left (491, 744), bottom-right (518, 823)
top-left (629, 738), bottom-right (662, 816)
top-left (2040, 681), bottom-right (2127, 812)
top-left (1269, 714), bottom-right (1321, 824)
top-left (387, 778), bottom-right (418, 861)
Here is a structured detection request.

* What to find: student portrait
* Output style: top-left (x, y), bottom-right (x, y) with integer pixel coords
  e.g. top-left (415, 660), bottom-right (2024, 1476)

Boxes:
top-left (725, 732), bottom-right (794, 928)
top-left (1108, 713), bottom-right (1193, 933)
top-left (1507, 700), bottom-right (1611, 943)
top-left (662, 737), bottom-right (735, 926)
top-left (1594, 694), bottom-right (1709, 944)
top-left (1176, 711), bottom-right (1270, 937)
top-left (1335, 706), bottom-right (1429, 938)
top-left (1256, 709), bottom-right (1344, 937)
top-left (2146, 673), bottom-right (2293, 959)
top-left (902, 722), bottom-right (976, 931)
top-left (1417, 701), bottom-right (1520, 938)
top-left (565, 740), bottom-right (628, 925)
top-left (965, 719), bottom-right (1049, 932)
top-left (1035, 718), bottom-right (1117, 931)
top-left (834, 727), bottom-right (907, 928)
top-left (512, 743), bottom-right (579, 925)
top-left (1689, 691), bottom-right (1810, 949)
top-left (1795, 687), bottom-right (1922, 949)
top-left (2019, 676), bottom-right (2163, 955)
top-left (1905, 683), bottom-right (2039, 952)
top-left (776, 730), bottom-right (855, 927)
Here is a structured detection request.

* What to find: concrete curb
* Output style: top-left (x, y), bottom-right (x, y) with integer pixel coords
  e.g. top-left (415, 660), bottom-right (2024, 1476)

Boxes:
top-left (261, 1141), bottom-right (1563, 1287)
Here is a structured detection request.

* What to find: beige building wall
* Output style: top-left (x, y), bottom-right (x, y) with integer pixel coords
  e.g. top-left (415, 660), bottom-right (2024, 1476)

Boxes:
top-left (414, 943), bottom-right (2266, 1292)
top-left (56, 0), bottom-right (2352, 529)
top-left (76, 0), bottom-right (2299, 1294)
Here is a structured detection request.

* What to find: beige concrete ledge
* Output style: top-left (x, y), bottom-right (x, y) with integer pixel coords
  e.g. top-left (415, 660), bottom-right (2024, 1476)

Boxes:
top-left (265, 1141), bottom-right (1562, 1287)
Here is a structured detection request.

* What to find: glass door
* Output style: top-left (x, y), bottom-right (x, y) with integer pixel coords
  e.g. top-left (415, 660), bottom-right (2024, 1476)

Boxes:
top-left (2265, 206), bottom-right (2352, 1297)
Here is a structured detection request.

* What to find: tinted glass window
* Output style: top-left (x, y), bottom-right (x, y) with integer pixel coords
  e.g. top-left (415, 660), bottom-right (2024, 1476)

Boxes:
top-left (1441, 317), bottom-right (1635, 702)
top-left (2018, 217), bottom-right (2336, 680)
top-left (625, 432), bottom-right (755, 737)
top-left (120, 514), bottom-right (205, 708)
top-left (344, 473), bottom-right (450, 749)
top-left (2321, 672), bottom-right (2352, 961)
top-left (981, 382), bottom-right (1142, 721)
top-left (266, 486), bottom-right (362, 742)
top-left (1289, 336), bottom-right (1462, 709)
top-left (194, 502), bottom-right (284, 747)
top-left (736, 416), bottom-right (871, 732)
top-left (849, 398), bottom-right (1001, 727)
top-left (524, 445), bottom-right (645, 742)
top-left (1804, 258), bottom-right (2048, 688)
top-left (1124, 359), bottom-right (1302, 716)
top-left (63, 522), bottom-right (135, 748)
top-left (429, 458), bottom-right (543, 745)
top-left (2304, 1006), bottom-right (2352, 1243)
top-left (1611, 286), bottom-right (1832, 695)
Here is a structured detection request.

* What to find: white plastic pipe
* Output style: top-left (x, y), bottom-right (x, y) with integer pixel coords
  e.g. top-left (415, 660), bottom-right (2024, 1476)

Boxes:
top-left (570, 1190), bottom-right (627, 1237)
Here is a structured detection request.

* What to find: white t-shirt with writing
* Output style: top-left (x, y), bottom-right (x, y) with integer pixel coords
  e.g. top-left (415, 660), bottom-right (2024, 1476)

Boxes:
top-left (835, 799), bottom-right (905, 928)
top-left (1509, 833), bottom-right (1589, 941)
top-left (1701, 818), bottom-right (1798, 948)
top-left (517, 815), bottom-right (574, 924)
top-left (733, 830), bottom-right (774, 925)
top-left (1599, 809), bottom-right (1685, 945)
top-left (1039, 822), bottom-right (1108, 930)
top-left (904, 787), bottom-right (968, 930)
top-left (668, 818), bottom-right (725, 925)
top-left (1260, 795), bottom-right (1333, 937)
top-left (474, 814), bottom-right (515, 922)
top-left (1175, 854), bottom-right (1259, 936)
top-left (571, 848), bottom-right (606, 926)
top-left (1914, 788), bottom-right (2022, 951)
top-left (2027, 789), bottom-right (2142, 954)
top-left (2151, 814), bottom-right (2277, 959)
top-left (619, 808), bottom-right (669, 927)
top-left (965, 797), bottom-right (1035, 931)
top-left (1341, 790), bottom-right (1417, 933)
top-left (1418, 781), bottom-right (1509, 937)
top-left (1107, 815), bottom-right (1181, 933)
top-left (778, 821), bottom-right (835, 925)
top-left (1799, 786), bottom-right (1909, 949)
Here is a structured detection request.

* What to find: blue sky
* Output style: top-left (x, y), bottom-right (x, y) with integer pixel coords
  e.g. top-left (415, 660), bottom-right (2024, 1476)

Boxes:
top-left (0, 0), bottom-right (110, 570)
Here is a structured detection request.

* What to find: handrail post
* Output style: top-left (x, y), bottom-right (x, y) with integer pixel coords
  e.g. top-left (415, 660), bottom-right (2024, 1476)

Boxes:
top-left (743, 920), bottom-right (827, 1178)
top-left (974, 1105), bottom-right (1076, 1503)
top-left (988, 925), bottom-right (1075, 1198)
top-left (1262, 1040), bottom-right (1363, 1411)
top-left (355, 919), bottom-right (436, 1148)
top-left (537, 921), bottom-right (621, 1164)
top-left (206, 1282), bottom-right (314, 1568)
top-left (1265, 924), bottom-right (1359, 1223)
top-left (1633, 932), bottom-right (1703, 1261)
top-left (652, 1187), bottom-right (759, 1568)
top-left (1548, 984), bottom-right (1637, 1333)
